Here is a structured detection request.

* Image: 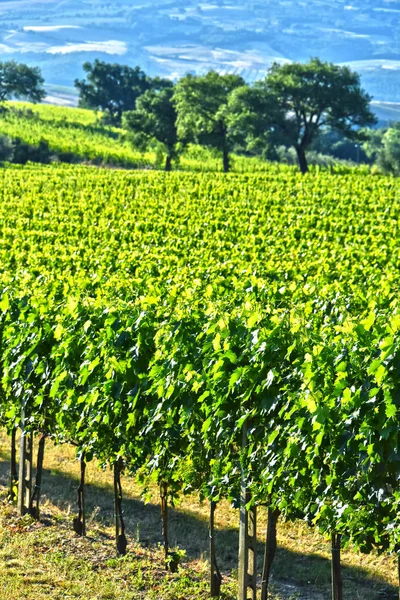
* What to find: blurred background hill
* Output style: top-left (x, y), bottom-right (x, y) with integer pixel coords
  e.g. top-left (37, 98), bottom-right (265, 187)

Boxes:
top-left (1, 0), bottom-right (400, 119)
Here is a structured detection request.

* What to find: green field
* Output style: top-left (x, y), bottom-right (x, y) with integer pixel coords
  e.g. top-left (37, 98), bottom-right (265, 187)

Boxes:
top-left (0, 103), bottom-right (287, 172)
top-left (0, 103), bottom-right (153, 168)
top-left (0, 163), bottom-right (399, 598)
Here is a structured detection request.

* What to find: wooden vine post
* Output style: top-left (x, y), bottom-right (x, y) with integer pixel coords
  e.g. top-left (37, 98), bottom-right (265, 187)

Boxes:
top-left (73, 455), bottom-right (86, 536)
top-left (159, 482), bottom-right (180, 573)
top-left (9, 427), bottom-right (18, 502)
top-left (18, 405), bottom-right (33, 516)
top-left (114, 458), bottom-right (127, 556)
top-left (210, 500), bottom-right (222, 597)
top-left (160, 481), bottom-right (169, 565)
top-left (331, 533), bottom-right (343, 600)
top-left (238, 423), bottom-right (257, 600)
top-left (29, 433), bottom-right (46, 519)
top-left (261, 508), bottom-right (280, 600)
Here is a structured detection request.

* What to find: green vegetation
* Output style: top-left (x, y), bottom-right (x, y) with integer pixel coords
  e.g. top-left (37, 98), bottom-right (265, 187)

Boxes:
top-left (12, 101), bottom-right (100, 126)
top-left (79, 58), bottom-right (374, 173)
top-left (0, 99), bottom-right (390, 174)
top-left (75, 60), bottom-right (158, 125)
top-left (0, 103), bottom-right (152, 168)
top-left (0, 102), bottom-right (293, 172)
top-left (173, 71), bottom-right (245, 172)
top-left (364, 122), bottom-right (400, 176)
top-left (0, 164), bottom-right (399, 599)
top-left (123, 84), bottom-right (179, 172)
top-left (0, 61), bottom-right (45, 104)
top-left (239, 58), bottom-right (376, 173)
top-left (0, 57), bottom-right (388, 174)
top-left (0, 55), bottom-right (399, 600)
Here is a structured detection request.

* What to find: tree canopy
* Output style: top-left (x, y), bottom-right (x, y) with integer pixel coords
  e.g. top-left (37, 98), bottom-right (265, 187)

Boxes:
top-left (227, 83), bottom-right (282, 159)
top-left (174, 71), bottom-right (245, 172)
top-left (75, 60), bottom-right (151, 125)
top-left (123, 82), bottom-right (178, 171)
top-left (0, 61), bottom-right (45, 104)
top-left (257, 58), bottom-right (377, 173)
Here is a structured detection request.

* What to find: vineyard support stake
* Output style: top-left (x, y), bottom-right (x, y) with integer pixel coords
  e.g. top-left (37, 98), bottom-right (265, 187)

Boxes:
top-left (160, 481), bottom-right (169, 566)
top-left (73, 456), bottom-right (86, 536)
top-left (238, 424), bottom-right (257, 600)
top-left (261, 508), bottom-right (280, 600)
top-left (18, 408), bottom-right (33, 516)
top-left (114, 458), bottom-right (127, 556)
top-left (29, 433), bottom-right (46, 519)
top-left (210, 500), bottom-right (222, 597)
top-left (331, 533), bottom-right (343, 600)
top-left (9, 427), bottom-right (18, 503)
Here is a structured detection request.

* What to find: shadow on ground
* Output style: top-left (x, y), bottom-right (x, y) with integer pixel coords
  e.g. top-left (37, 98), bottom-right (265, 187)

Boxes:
top-left (0, 454), bottom-right (397, 600)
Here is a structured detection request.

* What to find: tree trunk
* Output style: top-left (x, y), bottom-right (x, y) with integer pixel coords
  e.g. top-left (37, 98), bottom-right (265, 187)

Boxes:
top-left (222, 145), bottom-right (230, 173)
top-left (295, 146), bottom-right (309, 175)
top-left (29, 433), bottom-right (46, 519)
top-left (114, 458), bottom-right (127, 555)
top-left (160, 482), bottom-right (169, 566)
top-left (9, 427), bottom-right (18, 503)
top-left (73, 456), bottom-right (86, 536)
top-left (165, 154), bottom-right (172, 172)
top-left (210, 500), bottom-right (222, 597)
top-left (261, 508), bottom-right (280, 600)
top-left (331, 533), bottom-right (343, 600)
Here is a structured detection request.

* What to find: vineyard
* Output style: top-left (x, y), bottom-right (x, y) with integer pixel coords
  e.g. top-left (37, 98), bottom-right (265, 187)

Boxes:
top-left (0, 103), bottom-right (280, 172)
top-left (0, 163), bottom-right (400, 599)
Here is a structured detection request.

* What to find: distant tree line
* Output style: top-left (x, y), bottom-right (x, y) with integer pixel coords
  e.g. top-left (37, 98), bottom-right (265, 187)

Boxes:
top-left (2, 56), bottom-right (400, 175)
top-left (74, 58), bottom-right (376, 174)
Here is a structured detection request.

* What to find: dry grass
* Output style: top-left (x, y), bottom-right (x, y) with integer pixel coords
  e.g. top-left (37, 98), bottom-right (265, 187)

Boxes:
top-left (0, 432), bottom-right (398, 599)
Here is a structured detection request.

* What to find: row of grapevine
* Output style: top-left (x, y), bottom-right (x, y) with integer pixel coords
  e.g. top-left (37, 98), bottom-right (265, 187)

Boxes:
top-left (0, 164), bottom-right (399, 599)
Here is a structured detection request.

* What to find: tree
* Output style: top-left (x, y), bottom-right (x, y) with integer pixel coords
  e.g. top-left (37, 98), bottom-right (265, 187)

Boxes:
top-left (0, 135), bottom-right (14, 163)
top-left (174, 71), bottom-right (245, 172)
top-left (75, 60), bottom-right (151, 125)
top-left (364, 123), bottom-right (400, 175)
top-left (311, 128), bottom-right (369, 163)
top-left (0, 61), bottom-right (45, 104)
top-left (255, 58), bottom-right (377, 173)
top-left (227, 83), bottom-right (283, 159)
top-left (123, 83), bottom-right (179, 172)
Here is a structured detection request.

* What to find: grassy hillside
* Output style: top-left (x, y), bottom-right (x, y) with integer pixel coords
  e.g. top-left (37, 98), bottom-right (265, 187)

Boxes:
top-left (0, 102), bottom-right (282, 173)
top-left (1, 103), bottom-right (154, 169)
top-left (10, 102), bottom-right (99, 126)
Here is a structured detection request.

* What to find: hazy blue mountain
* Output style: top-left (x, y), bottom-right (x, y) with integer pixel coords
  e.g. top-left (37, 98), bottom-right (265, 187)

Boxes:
top-left (1, 0), bottom-right (399, 106)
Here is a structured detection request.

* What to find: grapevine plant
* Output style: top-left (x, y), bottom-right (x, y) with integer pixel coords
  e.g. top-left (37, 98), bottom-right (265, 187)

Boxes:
top-left (0, 164), bottom-right (399, 598)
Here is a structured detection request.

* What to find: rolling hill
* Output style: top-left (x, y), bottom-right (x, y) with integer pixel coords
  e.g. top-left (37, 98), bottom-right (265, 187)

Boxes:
top-left (0, 0), bottom-right (399, 105)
